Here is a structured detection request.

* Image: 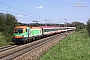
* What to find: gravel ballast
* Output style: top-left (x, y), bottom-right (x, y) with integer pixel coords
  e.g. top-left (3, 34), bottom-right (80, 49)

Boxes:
top-left (14, 31), bottom-right (74, 60)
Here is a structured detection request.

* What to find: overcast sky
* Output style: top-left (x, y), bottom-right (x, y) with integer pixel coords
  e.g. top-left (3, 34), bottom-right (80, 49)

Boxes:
top-left (0, 0), bottom-right (90, 24)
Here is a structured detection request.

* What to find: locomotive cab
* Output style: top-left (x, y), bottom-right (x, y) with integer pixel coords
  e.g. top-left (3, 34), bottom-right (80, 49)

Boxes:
top-left (12, 26), bottom-right (30, 43)
top-left (14, 28), bottom-right (23, 38)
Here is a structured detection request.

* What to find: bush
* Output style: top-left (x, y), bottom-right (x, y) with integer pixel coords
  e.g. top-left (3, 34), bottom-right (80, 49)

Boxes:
top-left (0, 13), bottom-right (19, 42)
top-left (86, 18), bottom-right (90, 37)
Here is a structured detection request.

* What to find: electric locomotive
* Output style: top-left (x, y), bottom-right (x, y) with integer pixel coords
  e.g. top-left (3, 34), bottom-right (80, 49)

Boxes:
top-left (12, 26), bottom-right (43, 44)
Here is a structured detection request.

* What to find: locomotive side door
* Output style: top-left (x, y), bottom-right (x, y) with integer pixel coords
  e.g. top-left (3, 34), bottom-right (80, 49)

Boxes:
top-left (26, 28), bottom-right (30, 37)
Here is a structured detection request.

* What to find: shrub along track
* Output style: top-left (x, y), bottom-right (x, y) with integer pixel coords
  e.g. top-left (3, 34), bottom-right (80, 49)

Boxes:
top-left (0, 31), bottom-right (74, 60)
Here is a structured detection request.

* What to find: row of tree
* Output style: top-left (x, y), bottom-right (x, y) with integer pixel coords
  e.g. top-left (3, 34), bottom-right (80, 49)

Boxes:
top-left (20, 21), bottom-right (86, 29)
top-left (0, 13), bottom-right (19, 41)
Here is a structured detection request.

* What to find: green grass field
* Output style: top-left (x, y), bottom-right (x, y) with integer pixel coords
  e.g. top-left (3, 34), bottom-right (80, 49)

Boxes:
top-left (39, 30), bottom-right (90, 60)
top-left (0, 32), bottom-right (14, 47)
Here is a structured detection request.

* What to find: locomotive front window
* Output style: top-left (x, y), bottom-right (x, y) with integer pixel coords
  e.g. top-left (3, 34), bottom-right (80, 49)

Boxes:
top-left (15, 28), bottom-right (23, 33)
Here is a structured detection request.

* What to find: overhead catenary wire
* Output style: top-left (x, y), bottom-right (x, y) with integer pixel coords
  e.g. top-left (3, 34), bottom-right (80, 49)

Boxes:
top-left (0, 9), bottom-right (26, 22)
top-left (0, 2), bottom-right (46, 20)
top-left (0, 9), bottom-right (44, 20)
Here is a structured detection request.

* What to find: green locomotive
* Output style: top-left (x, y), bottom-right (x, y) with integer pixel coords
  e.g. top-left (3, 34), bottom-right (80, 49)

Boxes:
top-left (12, 26), bottom-right (43, 44)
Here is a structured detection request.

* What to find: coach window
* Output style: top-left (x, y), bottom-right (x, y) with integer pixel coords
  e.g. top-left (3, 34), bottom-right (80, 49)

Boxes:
top-left (60, 28), bottom-right (62, 30)
top-left (44, 29), bottom-right (46, 32)
top-left (48, 29), bottom-right (50, 32)
top-left (44, 29), bottom-right (48, 32)
top-left (52, 29), bottom-right (54, 31)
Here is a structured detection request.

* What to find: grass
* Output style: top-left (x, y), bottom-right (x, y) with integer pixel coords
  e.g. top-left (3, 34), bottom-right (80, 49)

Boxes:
top-left (0, 32), bottom-right (14, 47)
top-left (39, 30), bottom-right (90, 60)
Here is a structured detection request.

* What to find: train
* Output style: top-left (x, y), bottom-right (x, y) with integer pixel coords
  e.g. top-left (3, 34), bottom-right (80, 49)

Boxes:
top-left (12, 26), bottom-right (76, 44)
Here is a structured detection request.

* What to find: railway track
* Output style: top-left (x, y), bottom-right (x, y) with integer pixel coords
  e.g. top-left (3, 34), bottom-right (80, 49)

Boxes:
top-left (0, 32), bottom-right (71, 60)
top-left (0, 45), bottom-right (19, 52)
top-left (0, 45), bottom-right (12, 49)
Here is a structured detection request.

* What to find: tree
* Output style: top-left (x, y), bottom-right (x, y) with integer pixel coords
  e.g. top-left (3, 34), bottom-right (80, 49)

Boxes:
top-left (0, 12), bottom-right (18, 41)
top-left (87, 18), bottom-right (90, 37)
top-left (71, 21), bottom-right (86, 30)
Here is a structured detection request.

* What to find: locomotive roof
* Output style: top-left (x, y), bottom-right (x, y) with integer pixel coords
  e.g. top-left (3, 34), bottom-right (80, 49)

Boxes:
top-left (41, 26), bottom-right (66, 28)
top-left (15, 26), bottom-right (27, 29)
top-left (41, 26), bottom-right (56, 28)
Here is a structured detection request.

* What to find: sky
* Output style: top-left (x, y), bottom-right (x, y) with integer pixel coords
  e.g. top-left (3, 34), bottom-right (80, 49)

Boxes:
top-left (0, 0), bottom-right (90, 24)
